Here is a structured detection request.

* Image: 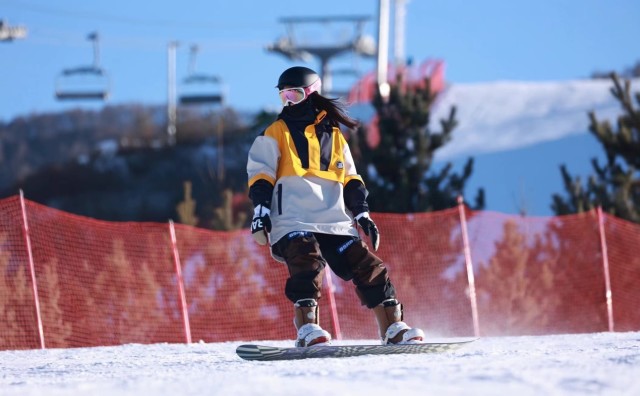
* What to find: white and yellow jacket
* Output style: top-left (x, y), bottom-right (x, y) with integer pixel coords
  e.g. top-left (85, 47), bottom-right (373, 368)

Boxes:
top-left (247, 104), bottom-right (369, 258)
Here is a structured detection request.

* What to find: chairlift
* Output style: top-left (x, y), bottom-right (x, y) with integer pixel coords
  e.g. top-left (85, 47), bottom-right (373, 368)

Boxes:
top-left (55, 32), bottom-right (110, 101)
top-left (179, 45), bottom-right (224, 105)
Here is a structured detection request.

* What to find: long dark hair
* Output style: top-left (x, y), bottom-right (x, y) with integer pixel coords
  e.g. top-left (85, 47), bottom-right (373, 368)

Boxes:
top-left (310, 92), bottom-right (359, 130)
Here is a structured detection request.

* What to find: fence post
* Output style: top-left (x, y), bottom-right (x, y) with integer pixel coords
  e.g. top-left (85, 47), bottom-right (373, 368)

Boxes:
top-left (324, 270), bottom-right (342, 340)
top-left (457, 196), bottom-right (480, 337)
top-left (168, 220), bottom-right (192, 344)
top-left (596, 207), bottom-right (614, 332)
top-left (19, 190), bottom-right (45, 349)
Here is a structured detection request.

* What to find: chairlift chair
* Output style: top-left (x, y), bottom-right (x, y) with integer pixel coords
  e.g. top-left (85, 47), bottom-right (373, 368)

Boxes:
top-left (55, 66), bottom-right (110, 100)
top-left (179, 45), bottom-right (224, 106)
top-left (179, 74), bottom-right (223, 105)
top-left (55, 32), bottom-right (111, 101)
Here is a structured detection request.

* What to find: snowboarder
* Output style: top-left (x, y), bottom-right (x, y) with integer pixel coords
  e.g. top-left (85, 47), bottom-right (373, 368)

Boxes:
top-left (247, 66), bottom-right (425, 347)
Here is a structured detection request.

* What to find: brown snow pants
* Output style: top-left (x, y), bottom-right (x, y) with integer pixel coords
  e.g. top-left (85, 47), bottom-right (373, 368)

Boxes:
top-left (272, 231), bottom-right (396, 308)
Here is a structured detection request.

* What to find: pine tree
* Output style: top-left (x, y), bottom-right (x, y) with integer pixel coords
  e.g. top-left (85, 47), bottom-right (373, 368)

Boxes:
top-left (0, 233), bottom-right (34, 349)
top-left (89, 239), bottom-right (166, 345)
top-left (39, 259), bottom-right (73, 348)
top-left (473, 220), bottom-right (560, 335)
top-left (176, 181), bottom-right (199, 226)
top-left (353, 77), bottom-right (484, 213)
top-left (552, 73), bottom-right (640, 223)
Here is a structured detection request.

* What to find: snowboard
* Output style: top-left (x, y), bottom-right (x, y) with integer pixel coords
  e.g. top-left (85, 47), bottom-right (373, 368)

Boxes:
top-left (236, 339), bottom-right (477, 361)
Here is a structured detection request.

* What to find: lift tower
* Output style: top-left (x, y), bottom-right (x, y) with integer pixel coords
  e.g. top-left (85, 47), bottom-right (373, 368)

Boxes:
top-left (267, 15), bottom-right (376, 96)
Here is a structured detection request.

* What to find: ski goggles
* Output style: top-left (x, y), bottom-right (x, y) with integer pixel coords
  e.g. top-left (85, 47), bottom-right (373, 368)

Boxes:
top-left (278, 87), bottom-right (307, 106)
top-left (278, 79), bottom-right (322, 106)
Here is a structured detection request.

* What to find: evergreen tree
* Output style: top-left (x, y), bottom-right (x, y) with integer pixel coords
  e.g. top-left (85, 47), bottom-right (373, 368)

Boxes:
top-left (552, 73), bottom-right (640, 223)
top-left (39, 258), bottom-right (73, 348)
top-left (352, 77), bottom-right (484, 213)
top-left (0, 233), bottom-right (36, 349)
top-left (472, 220), bottom-right (560, 336)
top-left (591, 60), bottom-right (640, 79)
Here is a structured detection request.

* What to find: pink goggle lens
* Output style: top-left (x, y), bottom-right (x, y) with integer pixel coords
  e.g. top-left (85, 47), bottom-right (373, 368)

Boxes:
top-left (278, 87), bottom-right (306, 106)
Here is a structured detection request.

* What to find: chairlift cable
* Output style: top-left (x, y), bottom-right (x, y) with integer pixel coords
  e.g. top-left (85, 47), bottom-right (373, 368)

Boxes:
top-left (2, 0), bottom-right (272, 31)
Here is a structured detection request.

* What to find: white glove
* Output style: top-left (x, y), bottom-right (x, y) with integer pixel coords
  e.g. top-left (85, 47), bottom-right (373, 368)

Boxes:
top-left (251, 205), bottom-right (271, 245)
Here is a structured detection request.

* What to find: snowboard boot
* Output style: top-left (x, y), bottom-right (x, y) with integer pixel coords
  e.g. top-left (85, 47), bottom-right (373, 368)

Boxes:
top-left (373, 298), bottom-right (425, 345)
top-left (293, 298), bottom-right (331, 347)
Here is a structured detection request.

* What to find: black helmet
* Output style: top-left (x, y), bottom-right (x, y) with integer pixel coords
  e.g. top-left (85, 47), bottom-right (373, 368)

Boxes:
top-left (277, 66), bottom-right (321, 90)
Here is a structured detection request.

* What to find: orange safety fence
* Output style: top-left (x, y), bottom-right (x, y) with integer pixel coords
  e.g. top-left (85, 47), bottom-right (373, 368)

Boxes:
top-left (0, 194), bottom-right (639, 350)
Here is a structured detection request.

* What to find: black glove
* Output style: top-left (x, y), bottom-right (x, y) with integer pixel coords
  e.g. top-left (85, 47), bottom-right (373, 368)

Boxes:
top-left (355, 212), bottom-right (380, 251)
top-left (251, 205), bottom-right (272, 245)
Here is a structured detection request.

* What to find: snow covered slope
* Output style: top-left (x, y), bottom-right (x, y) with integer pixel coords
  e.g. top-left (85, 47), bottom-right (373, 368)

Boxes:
top-left (1, 332), bottom-right (638, 396)
top-left (430, 78), bottom-right (638, 161)
top-left (427, 78), bottom-right (639, 215)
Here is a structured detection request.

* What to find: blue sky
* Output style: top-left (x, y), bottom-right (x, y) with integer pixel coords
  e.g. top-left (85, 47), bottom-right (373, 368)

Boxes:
top-left (2, 0), bottom-right (639, 122)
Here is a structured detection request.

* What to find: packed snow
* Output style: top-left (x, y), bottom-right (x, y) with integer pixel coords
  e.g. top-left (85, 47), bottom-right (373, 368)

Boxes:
top-left (1, 332), bottom-right (638, 395)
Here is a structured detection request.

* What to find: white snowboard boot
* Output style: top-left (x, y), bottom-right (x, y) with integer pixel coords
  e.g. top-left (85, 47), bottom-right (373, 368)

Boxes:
top-left (294, 298), bottom-right (331, 347)
top-left (373, 298), bottom-right (425, 345)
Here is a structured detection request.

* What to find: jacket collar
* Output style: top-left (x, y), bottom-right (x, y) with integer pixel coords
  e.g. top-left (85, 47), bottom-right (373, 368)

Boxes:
top-left (278, 99), bottom-right (321, 125)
